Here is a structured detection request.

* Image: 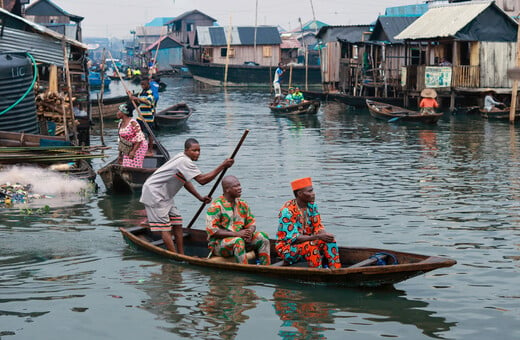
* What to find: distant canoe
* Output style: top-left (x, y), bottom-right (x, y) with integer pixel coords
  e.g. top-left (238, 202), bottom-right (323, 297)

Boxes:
top-left (479, 108), bottom-right (520, 120)
top-left (269, 100), bottom-right (321, 115)
top-left (120, 226), bottom-right (457, 287)
top-left (154, 102), bottom-right (193, 129)
top-left (90, 95), bottom-right (128, 120)
top-left (366, 99), bottom-right (443, 124)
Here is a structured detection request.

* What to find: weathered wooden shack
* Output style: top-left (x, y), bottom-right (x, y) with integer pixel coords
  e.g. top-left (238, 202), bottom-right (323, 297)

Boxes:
top-left (166, 10), bottom-right (216, 46)
top-left (193, 26), bottom-right (281, 66)
top-left (367, 16), bottom-right (420, 97)
top-left (316, 25), bottom-right (371, 92)
top-left (395, 1), bottom-right (518, 109)
top-left (25, 0), bottom-right (83, 42)
top-left (145, 36), bottom-right (184, 71)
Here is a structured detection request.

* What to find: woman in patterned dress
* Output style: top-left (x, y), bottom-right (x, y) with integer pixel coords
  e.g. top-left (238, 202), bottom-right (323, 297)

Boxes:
top-left (117, 103), bottom-right (148, 168)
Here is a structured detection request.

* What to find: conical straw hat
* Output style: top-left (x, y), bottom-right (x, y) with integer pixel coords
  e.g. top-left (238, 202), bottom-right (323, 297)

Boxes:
top-left (421, 88), bottom-right (437, 99)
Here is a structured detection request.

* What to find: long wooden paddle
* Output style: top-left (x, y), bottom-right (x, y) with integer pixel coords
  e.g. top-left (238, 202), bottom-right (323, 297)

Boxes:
top-left (186, 129), bottom-right (250, 229)
top-left (107, 51), bottom-right (169, 159)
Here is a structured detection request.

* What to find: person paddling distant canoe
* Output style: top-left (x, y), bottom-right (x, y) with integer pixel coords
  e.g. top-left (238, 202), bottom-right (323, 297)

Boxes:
top-left (140, 138), bottom-right (234, 254)
top-left (419, 88), bottom-right (439, 115)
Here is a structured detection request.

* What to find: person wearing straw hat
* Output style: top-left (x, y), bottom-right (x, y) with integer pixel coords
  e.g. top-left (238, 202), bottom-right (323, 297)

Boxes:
top-left (419, 88), bottom-right (439, 115)
top-left (275, 177), bottom-right (341, 269)
top-left (483, 89), bottom-right (504, 112)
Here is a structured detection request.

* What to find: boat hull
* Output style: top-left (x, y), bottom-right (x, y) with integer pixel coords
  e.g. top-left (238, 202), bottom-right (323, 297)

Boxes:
top-left (90, 95), bottom-right (128, 120)
top-left (154, 103), bottom-right (193, 129)
top-left (98, 145), bottom-right (169, 194)
top-left (269, 100), bottom-right (321, 115)
top-left (366, 99), bottom-right (443, 124)
top-left (120, 226), bottom-right (456, 287)
top-left (185, 61), bottom-right (322, 87)
top-left (479, 108), bottom-right (520, 120)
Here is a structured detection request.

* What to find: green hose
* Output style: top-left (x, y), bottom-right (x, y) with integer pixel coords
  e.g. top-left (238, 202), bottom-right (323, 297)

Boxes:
top-left (0, 52), bottom-right (38, 116)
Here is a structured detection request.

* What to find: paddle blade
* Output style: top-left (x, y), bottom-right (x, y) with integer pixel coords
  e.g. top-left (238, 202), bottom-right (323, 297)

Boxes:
top-left (388, 117), bottom-right (401, 123)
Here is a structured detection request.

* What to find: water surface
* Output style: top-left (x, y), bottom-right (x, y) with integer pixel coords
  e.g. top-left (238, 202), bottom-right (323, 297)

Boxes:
top-left (0, 77), bottom-right (519, 339)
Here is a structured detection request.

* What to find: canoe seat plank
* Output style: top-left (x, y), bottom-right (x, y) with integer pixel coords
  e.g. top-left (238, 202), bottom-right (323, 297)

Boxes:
top-left (348, 255), bottom-right (388, 268)
top-left (208, 250), bottom-right (256, 263)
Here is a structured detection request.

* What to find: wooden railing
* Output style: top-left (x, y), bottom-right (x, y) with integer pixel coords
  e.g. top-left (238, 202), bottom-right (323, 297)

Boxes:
top-left (403, 65), bottom-right (480, 91)
top-left (452, 65), bottom-right (480, 88)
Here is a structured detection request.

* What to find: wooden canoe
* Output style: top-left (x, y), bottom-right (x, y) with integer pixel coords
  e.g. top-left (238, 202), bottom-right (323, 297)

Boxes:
top-left (90, 95), bottom-right (128, 120)
top-left (154, 103), bottom-right (193, 129)
top-left (366, 99), bottom-right (443, 124)
top-left (479, 108), bottom-right (520, 120)
top-left (97, 142), bottom-right (169, 194)
top-left (269, 100), bottom-right (321, 115)
top-left (120, 226), bottom-right (456, 287)
top-left (0, 130), bottom-right (97, 181)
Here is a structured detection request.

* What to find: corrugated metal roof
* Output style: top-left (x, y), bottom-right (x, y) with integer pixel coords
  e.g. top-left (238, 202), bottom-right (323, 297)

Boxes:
top-left (0, 8), bottom-right (86, 66)
top-left (280, 37), bottom-right (300, 49)
top-left (166, 10), bottom-right (216, 25)
top-left (0, 7), bottom-right (87, 49)
top-left (317, 25), bottom-right (372, 44)
top-left (370, 16), bottom-right (419, 44)
top-left (196, 26), bottom-right (281, 46)
top-left (145, 17), bottom-right (174, 27)
top-left (395, 1), bottom-right (512, 40)
top-left (385, 4), bottom-right (428, 17)
top-left (146, 36), bottom-right (183, 51)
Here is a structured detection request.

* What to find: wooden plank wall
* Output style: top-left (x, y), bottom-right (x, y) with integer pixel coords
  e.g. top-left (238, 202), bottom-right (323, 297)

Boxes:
top-left (480, 42), bottom-right (516, 88)
top-left (211, 45), bottom-right (280, 67)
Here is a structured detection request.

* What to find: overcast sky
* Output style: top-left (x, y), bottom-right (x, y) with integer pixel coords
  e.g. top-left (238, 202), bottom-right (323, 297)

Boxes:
top-left (52, 0), bottom-right (421, 38)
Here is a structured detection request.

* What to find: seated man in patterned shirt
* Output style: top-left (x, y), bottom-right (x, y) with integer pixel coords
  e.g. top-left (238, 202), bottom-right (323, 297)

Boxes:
top-left (276, 177), bottom-right (341, 268)
top-left (206, 175), bottom-right (270, 265)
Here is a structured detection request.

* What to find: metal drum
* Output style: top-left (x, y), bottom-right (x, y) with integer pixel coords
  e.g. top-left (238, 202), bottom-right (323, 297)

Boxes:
top-left (0, 53), bottom-right (38, 133)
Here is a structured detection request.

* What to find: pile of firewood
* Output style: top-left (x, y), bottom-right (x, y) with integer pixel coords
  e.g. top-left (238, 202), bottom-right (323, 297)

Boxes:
top-left (34, 65), bottom-right (76, 136)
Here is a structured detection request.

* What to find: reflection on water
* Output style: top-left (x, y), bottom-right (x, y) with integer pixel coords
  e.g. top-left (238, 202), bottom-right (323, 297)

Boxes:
top-left (2, 77), bottom-right (520, 339)
top-left (133, 262), bottom-right (456, 339)
top-left (135, 263), bottom-right (259, 340)
top-left (272, 283), bottom-right (456, 339)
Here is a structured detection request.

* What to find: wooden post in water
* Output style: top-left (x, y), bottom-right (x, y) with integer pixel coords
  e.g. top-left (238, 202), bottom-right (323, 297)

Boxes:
top-left (97, 48), bottom-right (106, 146)
top-left (510, 14), bottom-right (520, 123)
top-left (289, 64), bottom-right (293, 89)
top-left (224, 16), bottom-right (232, 87)
top-left (61, 39), bottom-right (78, 144)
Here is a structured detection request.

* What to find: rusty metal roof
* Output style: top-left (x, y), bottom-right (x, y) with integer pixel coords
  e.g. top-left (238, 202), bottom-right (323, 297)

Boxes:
top-left (395, 1), bottom-right (516, 41)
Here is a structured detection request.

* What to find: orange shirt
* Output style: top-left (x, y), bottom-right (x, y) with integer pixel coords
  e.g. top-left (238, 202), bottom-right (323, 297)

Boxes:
top-left (420, 98), bottom-right (439, 108)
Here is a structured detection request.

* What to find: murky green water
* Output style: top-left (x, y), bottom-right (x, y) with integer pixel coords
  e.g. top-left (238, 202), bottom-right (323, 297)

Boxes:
top-left (1, 78), bottom-right (519, 339)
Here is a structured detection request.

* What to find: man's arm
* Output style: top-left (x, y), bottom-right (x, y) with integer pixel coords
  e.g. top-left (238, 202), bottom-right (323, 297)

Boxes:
top-left (183, 181), bottom-right (211, 203)
top-left (193, 158), bottom-right (234, 185)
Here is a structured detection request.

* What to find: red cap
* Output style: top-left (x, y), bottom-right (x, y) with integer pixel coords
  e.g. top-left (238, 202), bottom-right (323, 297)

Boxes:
top-left (291, 177), bottom-right (312, 191)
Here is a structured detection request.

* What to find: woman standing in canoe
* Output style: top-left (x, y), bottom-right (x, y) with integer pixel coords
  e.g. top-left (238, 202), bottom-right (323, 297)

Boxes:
top-left (117, 103), bottom-right (148, 168)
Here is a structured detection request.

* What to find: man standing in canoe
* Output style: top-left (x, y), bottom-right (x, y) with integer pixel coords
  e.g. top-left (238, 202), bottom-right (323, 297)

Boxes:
top-left (205, 175), bottom-right (270, 265)
top-left (273, 62), bottom-right (285, 99)
top-left (140, 138), bottom-right (234, 254)
top-left (276, 177), bottom-right (341, 268)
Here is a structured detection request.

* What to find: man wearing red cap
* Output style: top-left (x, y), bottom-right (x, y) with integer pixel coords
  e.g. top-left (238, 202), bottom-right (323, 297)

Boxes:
top-left (275, 177), bottom-right (341, 268)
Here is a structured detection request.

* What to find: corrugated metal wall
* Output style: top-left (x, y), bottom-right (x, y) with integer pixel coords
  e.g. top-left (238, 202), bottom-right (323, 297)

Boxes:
top-left (157, 49), bottom-right (183, 70)
top-left (0, 27), bottom-right (64, 66)
top-left (480, 41), bottom-right (516, 88)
